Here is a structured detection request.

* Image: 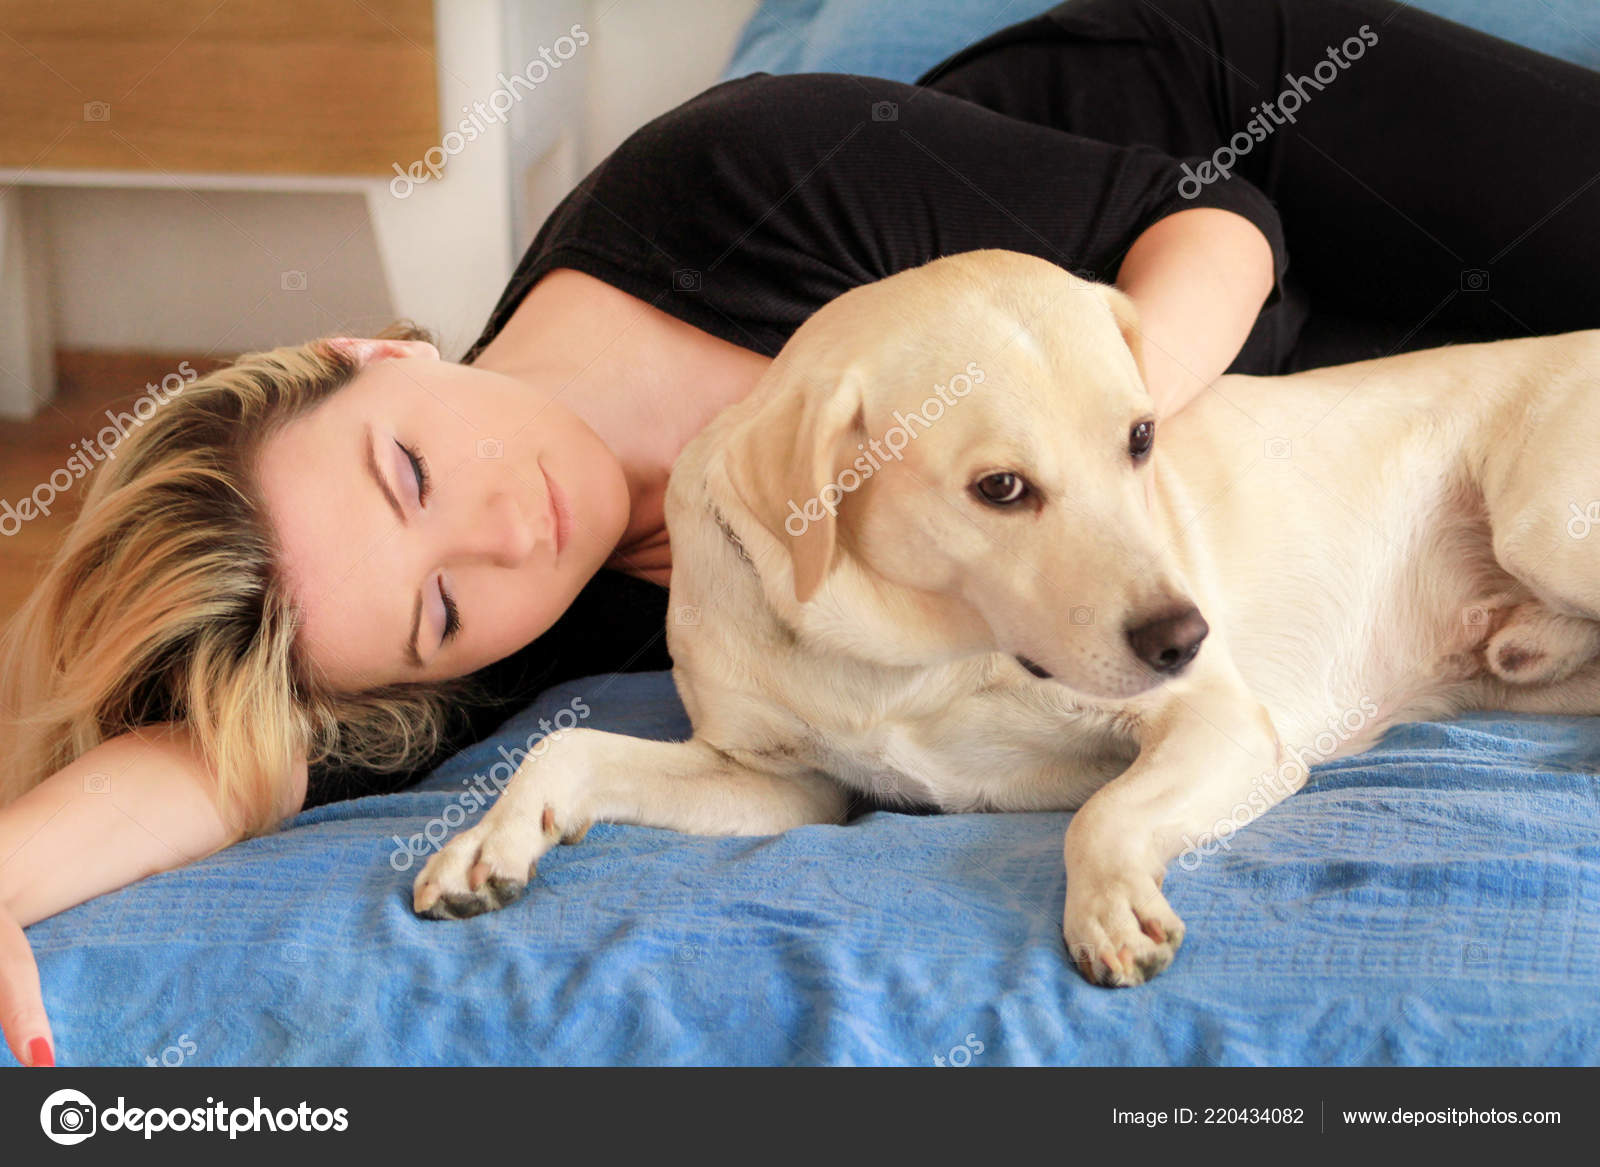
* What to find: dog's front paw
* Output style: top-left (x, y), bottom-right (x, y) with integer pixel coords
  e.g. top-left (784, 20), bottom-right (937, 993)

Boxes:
top-left (412, 798), bottom-right (586, 920)
top-left (1062, 874), bottom-right (1185, 987)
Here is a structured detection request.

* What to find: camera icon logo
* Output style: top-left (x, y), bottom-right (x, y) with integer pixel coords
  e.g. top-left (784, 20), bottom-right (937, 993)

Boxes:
top-left (674, 605), bottom-right (701, 626)
top-left (674, 942), bottom-right (704, 964)
top-left (281, 270), bottom-right (307, 292)
top-left (1264, 436), bottom-right (1292, 460)
top-left (871, 100), bottom-right (898, 121)
top-left (1070, 605), bottom-right (1095, 626)
top-left (83, 101), bottom-right (110, 122)
top-left (476, 437), bottom-right (504, 460)
top-left (1460, 268), bottom-right (1490, 292)
top-left (40, 1089), bottom-right (97, 1145)
top-left (672, 269), bottom-right (702, 292)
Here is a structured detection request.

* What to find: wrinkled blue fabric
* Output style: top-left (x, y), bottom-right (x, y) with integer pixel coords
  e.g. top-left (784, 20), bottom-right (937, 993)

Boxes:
top-left (25, 671), bottom-right (1600, 1065)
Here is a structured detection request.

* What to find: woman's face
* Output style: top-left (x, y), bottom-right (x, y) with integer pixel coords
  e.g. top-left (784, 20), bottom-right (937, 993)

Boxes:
top-left (256, 338), bottom-right (630, 690)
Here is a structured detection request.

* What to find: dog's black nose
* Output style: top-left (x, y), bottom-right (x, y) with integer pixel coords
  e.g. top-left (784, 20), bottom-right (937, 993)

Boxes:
top-left (1124, 605), bottom-right (1209, 674)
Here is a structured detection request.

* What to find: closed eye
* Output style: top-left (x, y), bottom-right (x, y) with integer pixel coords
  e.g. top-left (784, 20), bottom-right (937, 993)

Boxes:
top-left (397, 440), bottom-right (432, 503)
top-left (440, 578), bottom-right (462, 642)
top-left (401, 445), bottom-right (460, 643)
top-left (370, 429), bottom-right (459, 663)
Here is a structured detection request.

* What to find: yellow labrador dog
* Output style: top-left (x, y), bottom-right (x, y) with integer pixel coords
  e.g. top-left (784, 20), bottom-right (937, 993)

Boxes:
top-left (413, 249), bottom-right (1600, 986)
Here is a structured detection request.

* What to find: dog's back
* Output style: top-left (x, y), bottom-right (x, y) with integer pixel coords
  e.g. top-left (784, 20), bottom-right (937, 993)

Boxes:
top-left (1160, 331), bottom-right (1600, 753)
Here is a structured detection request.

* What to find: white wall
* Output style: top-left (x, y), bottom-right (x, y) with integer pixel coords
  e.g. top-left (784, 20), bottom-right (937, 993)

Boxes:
top-left (582, 0), bottom-right (758, 169)
top-left (36, 0), bottom-right (759, 357)
top-left (505, 0), bottom-right (758, 252)
top-left (41, 187), bottom-right (392, 355)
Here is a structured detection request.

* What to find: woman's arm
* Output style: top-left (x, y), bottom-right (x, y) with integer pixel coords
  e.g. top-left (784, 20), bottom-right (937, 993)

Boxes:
top-left (1115, 206), bottom-right (1277, 420)
top-left (0, 725), bottom-right (307, 1066)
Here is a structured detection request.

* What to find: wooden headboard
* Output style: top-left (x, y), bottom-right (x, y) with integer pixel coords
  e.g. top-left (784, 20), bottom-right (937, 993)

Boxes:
top-left (0, 0), bottom-right (439, 176)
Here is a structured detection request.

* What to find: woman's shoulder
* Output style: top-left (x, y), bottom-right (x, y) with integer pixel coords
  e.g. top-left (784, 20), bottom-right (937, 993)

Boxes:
top-left (615, 70), bottom-right (918, 153)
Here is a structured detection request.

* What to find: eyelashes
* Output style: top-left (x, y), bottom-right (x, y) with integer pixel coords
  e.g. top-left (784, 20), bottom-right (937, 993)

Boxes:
top-left (441, 584), bottom-right (462, 642)
top-left (397, 438), bottom-right (462, 645)
top-left (397, 440), bottom-right (432, 503)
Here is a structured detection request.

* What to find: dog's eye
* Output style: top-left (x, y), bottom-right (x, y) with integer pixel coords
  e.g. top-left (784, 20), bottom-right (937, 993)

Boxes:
top-left (1129, 419), bottom-right (1155, 461)
top-left (972, 471), bottom-right (1029, 506)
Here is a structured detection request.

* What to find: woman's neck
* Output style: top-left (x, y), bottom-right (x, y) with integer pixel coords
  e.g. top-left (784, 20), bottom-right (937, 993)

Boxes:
top-left (470, 268), bottom-right (771, 584)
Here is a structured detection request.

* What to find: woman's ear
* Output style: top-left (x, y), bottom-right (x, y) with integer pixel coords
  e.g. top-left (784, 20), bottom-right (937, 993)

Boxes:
top-left (323, 336), bottom-right (441, 365)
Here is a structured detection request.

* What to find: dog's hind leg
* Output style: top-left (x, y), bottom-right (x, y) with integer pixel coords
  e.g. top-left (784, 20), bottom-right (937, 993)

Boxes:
top-left (413, 728), bottom-right (848, 920)
top-left (1474, 373), bottom-right (1600, 695)
top-left (1483, 599), bottom-right (1600, 685)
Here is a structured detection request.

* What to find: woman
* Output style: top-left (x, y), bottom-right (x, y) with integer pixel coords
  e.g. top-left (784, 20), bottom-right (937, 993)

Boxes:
top-left (2, 0), bottom-right (1596, 1066)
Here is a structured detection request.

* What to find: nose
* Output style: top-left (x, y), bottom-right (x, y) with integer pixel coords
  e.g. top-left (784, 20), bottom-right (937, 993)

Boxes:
top-left (1124, 604), bottom-right (1209, 675)
top-left (453, 490), bottom-right (540, 567)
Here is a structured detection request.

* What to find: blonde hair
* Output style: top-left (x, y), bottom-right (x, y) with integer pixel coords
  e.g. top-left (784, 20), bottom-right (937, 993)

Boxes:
top-left (0, 323), bottom-right (474, 838)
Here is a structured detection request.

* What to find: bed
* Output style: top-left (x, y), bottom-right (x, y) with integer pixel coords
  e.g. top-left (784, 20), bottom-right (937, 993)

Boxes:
top-left (24, 0), bottom-right (1600, 1066)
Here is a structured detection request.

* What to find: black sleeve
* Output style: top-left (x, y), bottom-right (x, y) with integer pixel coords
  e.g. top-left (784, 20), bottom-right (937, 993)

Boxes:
top-left (301, 568), bottom-right (670, 809)
top-left (464, 70), bottom-right (1290, 365)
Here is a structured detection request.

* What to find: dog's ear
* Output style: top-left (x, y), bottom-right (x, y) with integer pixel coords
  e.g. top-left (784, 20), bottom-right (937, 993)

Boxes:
top-left (722, 364), bottom-right (866, 604)
top-left (1097, 284), bottom-right (1147, 388)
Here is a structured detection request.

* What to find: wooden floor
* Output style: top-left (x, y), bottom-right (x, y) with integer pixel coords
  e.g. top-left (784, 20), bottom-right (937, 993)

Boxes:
top-left (0, 351), bottom-right (227, 629)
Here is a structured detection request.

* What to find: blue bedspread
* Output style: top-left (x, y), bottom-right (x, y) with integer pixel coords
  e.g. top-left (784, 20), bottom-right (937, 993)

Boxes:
top-left (23, 672), bottom-right (1600, 1065)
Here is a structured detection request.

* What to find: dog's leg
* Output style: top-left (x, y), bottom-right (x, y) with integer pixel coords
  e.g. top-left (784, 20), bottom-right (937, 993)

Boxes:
top-left (1062, 661), bottom-right (1282, 987)
top-left (1484, 599), bottom-right (1600, 685)
top-left (413, 728), bottom-right (848, 919)
top-left (1473, 424), bottom-right (1600, 687)
top-left (1482, 373), bottom-right (1600, 637)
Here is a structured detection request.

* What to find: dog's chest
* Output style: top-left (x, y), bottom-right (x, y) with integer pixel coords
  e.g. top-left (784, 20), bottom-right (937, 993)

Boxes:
top-left (791, 669), bottom-right (1137, 813)
top-left (804, 719), bottom-right (960, 809)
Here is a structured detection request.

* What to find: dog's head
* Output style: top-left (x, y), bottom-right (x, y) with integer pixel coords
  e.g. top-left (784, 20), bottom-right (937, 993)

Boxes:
top-left (721, 249), bottom-right (1207, 699)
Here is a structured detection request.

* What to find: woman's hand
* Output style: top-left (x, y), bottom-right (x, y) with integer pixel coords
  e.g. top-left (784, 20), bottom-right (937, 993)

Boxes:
top-left (1, 901), bottom-right (53, 1066)
top-left (1116, 206), bottom-right (1277, 420)
top-left (0, 724), bottom-right (307, 1066)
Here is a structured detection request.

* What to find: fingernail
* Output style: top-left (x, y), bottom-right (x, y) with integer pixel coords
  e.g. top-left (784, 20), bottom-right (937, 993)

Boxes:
top-left (27, 1037), bottom-right (53, 1068)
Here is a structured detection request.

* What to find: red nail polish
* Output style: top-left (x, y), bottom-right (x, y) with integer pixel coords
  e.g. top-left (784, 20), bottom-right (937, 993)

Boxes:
top-left (28, 1037), bottom-right (53, 1068)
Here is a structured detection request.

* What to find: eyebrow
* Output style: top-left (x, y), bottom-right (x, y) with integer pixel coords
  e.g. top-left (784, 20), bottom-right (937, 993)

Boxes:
top-left (364, 425), bottom-right (426, 669)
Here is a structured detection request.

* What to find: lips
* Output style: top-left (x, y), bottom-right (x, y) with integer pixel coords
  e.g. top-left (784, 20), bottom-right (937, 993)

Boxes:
top-left (541, 461), bottom-right (569, 557)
